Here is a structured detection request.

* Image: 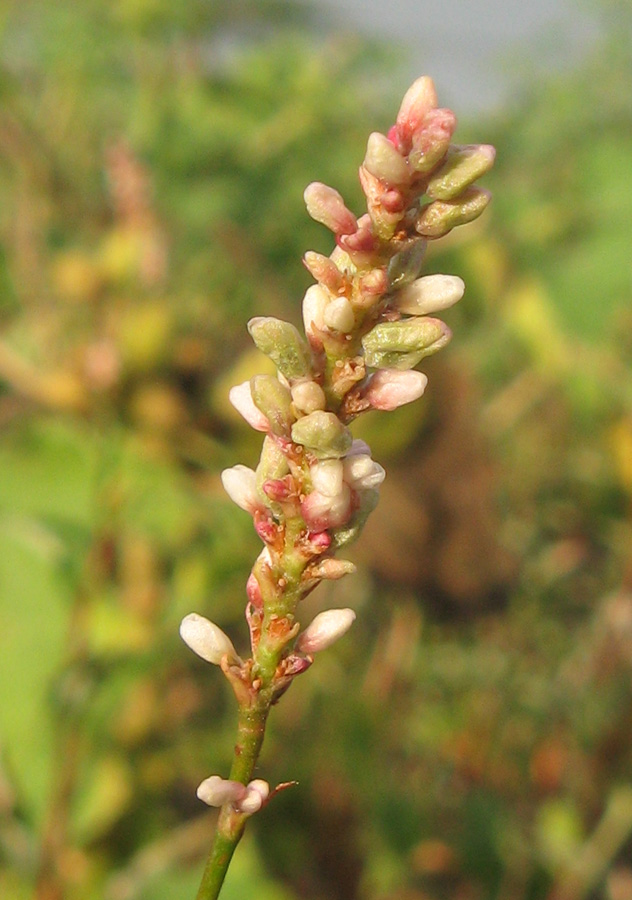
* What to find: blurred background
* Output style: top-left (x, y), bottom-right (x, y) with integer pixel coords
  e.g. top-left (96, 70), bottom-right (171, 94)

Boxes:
top-left (1, 1), bottom-right (631, 898)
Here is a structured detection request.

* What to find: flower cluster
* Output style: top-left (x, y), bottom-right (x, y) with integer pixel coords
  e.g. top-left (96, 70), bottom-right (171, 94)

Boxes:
top-left (180, 76), bottom-right (494, 815)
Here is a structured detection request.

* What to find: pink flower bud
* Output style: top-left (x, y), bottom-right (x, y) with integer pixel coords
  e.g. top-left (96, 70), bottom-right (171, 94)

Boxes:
top-left (395, 76), bottom-right (438, 152)
top-left (197, 775), bottom-right (246, 807)
top-left (301, 484), bottom-right (352, 531)
top-left (221, 465), bottom-right (262, 513)
top-left (304, 182), bottom-right (358, 235)
top-left (364, 132), bottom-right (410, 186)
top-left (246, 572), bottom-right (262, 607)
top-left (296, 608), bottom-right (356, 654)
top-left (180, 613), bottom-right (241, 665)
top-left (306, 530), bottom-right (332, 553)
top-left (363, 369), bottom-right (428, 411)
top-left (393, 274), bottom-right (465, 316)
top-left (229, 381), bottom-right (269, 432)
top-left (303, 251), bottom-right (344, 293)
top-left (408, 108), bottom-right (457, 174)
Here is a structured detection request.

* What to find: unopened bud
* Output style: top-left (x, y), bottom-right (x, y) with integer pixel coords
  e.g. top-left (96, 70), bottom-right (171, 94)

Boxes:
top-left (197, 775), bottom-right (246, 807)
top-left (291, 380), bottom-right (326, 414)
top-left (364, 132), bottom-right (410, 186)
top-left (363, 368), bottom-right (428, 410)
top-left (304, 182), bottom-right (358, 235)
top-left (296, 608), bottom-right (356, 654)
top-left (305, 557), bottom-right (357, 582)
top-left (221, 464), bottom-right (261, 513)
top-left (323, 296), bottom-right (355, 333)
top-left (343, 454), bottom-right (386, 491)
top-left (239, 779), bottom-right (269, 814)
top-left (408, 107), bottom-right (457, 174)
top-left (256, 435), bottom-right (290, 495)
top-left (395, 76), bottom-right (438, 151)
top-left (180, 613), bottom-right (241, 666)
top-left (248, 317), bottom-right (311, 381)
top-left (310, 458), bottom-right (344, 497)
top-left (301, 484), bottom-right (352, 531)
top-left (415, 188), bottom-right (491, 239)
top-left (426, 144), bottom-right (496, 201)
top-left (393, 274), bottom-right (465, 315)
top-left (229, 381), bottom-right (269, 432)
top-left (362, 317), bottom-right (451, 369)
top-left (303, 251), bottom-right (344, 293)
top-left (302, 284), bottom-right (330, 345)
top-left (332, 488), bottom-right (380, 549)
top-left (250, 375), bottom-right (294, 436)
top-left (291, 411), bottom-right (353, 458)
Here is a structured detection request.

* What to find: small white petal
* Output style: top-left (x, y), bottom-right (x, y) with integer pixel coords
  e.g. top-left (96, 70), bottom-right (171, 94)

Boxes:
top-left (247, 779), bottom-right (270, 802)
top-left (364, 369), bottom-right (428, 411)
top-left (323, 296), bottom-right (355, 333)
top-left (221, 465), bottom-right (260, 513)
top-left (302, 284), bottom-right (330, 336)
top-left (343, 455), bottom-right (386, 491)
top-left (180, 613), bottom-right (240, 665)
top-left (237, 790), bottom-right (263, 815)
top-left (393, 274), bottom-right (465, 315)
top-left (297, 608), bottom-right (356, 654)
top-left (229, 382), bottom-right (269, 431)
top-left (197, 775), bottom-right (246, 807)
top-left (310, 459), bottom-right (344, 497)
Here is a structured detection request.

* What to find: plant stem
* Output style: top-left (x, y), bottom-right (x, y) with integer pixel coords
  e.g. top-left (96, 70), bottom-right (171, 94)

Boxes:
top-left (195, 702), bottom-right (270, 900)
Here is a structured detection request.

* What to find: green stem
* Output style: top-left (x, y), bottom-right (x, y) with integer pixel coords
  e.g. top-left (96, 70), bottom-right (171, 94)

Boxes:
top-left (195, 701), bottom-right (270, 900)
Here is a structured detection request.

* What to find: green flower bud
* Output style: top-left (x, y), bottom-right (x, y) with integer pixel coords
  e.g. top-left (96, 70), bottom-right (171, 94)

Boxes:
top-left (291, 411), bottom-right (353, 458)
top-left (426, 144), bottom-right (496, 201)
top-left (256, 435), bottom-right (289, 499)
top-left (247, 317), bottom-right (311, 381)
top-left (362, 317), bottom-right (451, 369)
top-left (415, 188), bottom-right (491, 239)
top-left (250, 375), bottom-right (295, 436)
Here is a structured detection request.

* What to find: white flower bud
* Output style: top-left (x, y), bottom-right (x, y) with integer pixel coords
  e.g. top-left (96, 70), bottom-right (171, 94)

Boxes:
top-left (291, 380), bottom-right (326, 414)
top-left (323, 296), bottom-right (355, 333)
top-left (301, 484), bottom-right (352, 531)
top-left (302, 284), bottom-right (330, 337)
top-left (221, 464), bottom-right (261, 513)
top-left (180, 613), bottom-right (241, 665)
top-left (197, 775), bottom-right (246, 807)
top-left (236, 779), bottom-right (270, 815)
top-left (363, 369), bottom-right (428, 411)
top-left (296, 608), bottom-right (356, 654)
top-left (310, 459), bottom-right (344, 497)
top-left (343, 454), bottom-right (386, 491)
top-left (393, 274), bottom-right (465, 316)
top-left (229, 381), bottom-right (269, 431)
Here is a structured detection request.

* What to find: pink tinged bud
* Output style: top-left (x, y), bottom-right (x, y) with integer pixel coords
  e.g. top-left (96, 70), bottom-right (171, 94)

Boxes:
top-left (408, 108), bottom-right (457, 174)
top-left (364, 368), bottom-right (428, 411)
top-left (310, 459), bottom-right (344, 497)
top-left (363, 132), bottom-right (410, 186)
top-left (323, 296), bottom-right (355, 333)
top-left (362, 317), bottom-right (452, 370)
top-left (358, 267), bottom-right (388, 298)
top-left (301, 483), bottom-right (352, 531)
top-left (306, 530), bottom-right (332, 553)
top-left (415, 188), bottom-right (492, 239)
top-left (343, 454), bottom-right (386, 491)
top-left (291, 380), bottom-right (326, 414)
top-left (291, 411), bottom-right (353, 458)
top-left (381, 190), bottom-right (406, 213)
top-left (303, 251), bottom-right (344, 293)
top-left (250, 375), bottom-right (294, 437)
top-left (395, 76), bottom-right (438, 151)
top-left (180, 613), bottom-right (241, 665)
top-left (262, 475), bottom-right (294, 503)
top-left (221, 464), bottom-right (262, 513)
top-left (238, 780), bottom-right (270, 815)
top-left (254, 512), bottom-right (278, 544)
top-left (246, 573), bottom-right (263, 607)
top-left (393, 274), bottom-right (465, 315)
top-left (304, 182), bottom-right (358, 236)
top-left (338, 221), bottom-right (377, 255)
top-left (247, 317), bottom-right (311, 381)
top-left (283, 654), bottom-right (313, 676)
top-left (229, 381), bottom-right (269, 432)
top-left (296, 608), bottom-right (357, 654)
top-left (197, 775), bottom-right (246, 807)
top-left (426, 144), bottom-right (496, 201)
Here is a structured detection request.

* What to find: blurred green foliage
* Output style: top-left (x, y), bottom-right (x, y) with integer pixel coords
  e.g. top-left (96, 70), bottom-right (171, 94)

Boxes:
top-left (1, 2), bottom-right (632, 899)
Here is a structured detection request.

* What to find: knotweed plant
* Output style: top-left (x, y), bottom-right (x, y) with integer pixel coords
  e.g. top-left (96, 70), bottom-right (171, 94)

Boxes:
top-left (180, 76), bottom-right (495, 899)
